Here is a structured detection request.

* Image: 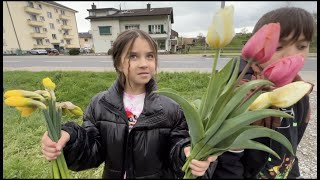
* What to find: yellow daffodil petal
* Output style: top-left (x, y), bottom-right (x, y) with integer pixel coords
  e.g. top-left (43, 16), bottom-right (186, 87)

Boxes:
top-left (269, 81), bottom-right (313, 108)
top-left (42, 77), bottom-right (56, 91)
top-left (4, 90), bottom-right (23, 98)
top-left (249, 92), bottom-right (272, 110)
top-left (16, 106), bottom-right (37, 117)
top-left (4, 96), bottom-right (47, 109)
top-left (206, 5), bottom-right (235, 48)
top-left (5, 90), bottom-right (46, 102)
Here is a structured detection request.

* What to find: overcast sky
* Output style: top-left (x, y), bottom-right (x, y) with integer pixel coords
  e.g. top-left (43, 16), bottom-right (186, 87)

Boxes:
top-left (58, 1), bottom-right (317, 38)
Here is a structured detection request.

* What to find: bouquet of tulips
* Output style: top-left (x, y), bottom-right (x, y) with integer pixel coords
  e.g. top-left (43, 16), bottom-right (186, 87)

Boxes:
top-left (4, 77), bottom-right (83, 179)
top-left (155, 5), bottom-right (312, 179)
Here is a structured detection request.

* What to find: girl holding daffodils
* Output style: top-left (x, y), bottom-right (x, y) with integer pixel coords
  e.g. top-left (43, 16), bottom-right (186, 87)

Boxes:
top-left (41, 29), bottom-right (217, 179)
top-left (238, 7), bottom-right (315, 179)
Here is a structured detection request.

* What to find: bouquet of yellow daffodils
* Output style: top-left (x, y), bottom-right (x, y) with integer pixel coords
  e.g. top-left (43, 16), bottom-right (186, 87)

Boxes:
top-left (4, 77), bottom-right (83, 179)
top-left (155, 5), bottom-right (312, 179)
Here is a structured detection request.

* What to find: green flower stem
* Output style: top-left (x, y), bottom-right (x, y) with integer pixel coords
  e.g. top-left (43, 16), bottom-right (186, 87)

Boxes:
top-left (52, 159), bottom-right (61, 178)
top-left (235, 59), bottom-right (253, 85)
top-left (56, 156), bottom-right (68, 178)
top-left (211, 48), bottom-right (220, 77)
top-left (59, 152), bottom-right (71, 178)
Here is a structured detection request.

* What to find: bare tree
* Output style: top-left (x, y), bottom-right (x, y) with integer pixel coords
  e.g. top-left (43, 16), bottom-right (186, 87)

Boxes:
top-left (240, 27), bottom-right (249, 34)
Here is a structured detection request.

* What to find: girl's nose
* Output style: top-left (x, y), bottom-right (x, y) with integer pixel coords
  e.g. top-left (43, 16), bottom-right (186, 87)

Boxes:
top-left (281, 45), bottom-right (297, 58)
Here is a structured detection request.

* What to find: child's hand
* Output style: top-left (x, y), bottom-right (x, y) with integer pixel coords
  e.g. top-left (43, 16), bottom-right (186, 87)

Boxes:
top-left (41, 130), bottom-right (70, 160)
top-left (184, 146), bottom-right (217, 176)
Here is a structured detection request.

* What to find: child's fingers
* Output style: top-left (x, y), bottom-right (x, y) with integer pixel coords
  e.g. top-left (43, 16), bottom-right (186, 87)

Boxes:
top-left (190, 159), bottom-right (209, 169)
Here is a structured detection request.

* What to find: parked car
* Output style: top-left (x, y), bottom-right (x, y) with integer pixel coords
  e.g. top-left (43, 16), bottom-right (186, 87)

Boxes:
top-left (30, 48), bottom-right (48, 55)
top-left (80, 47), bottom-right (92, 53)
top-left (46, 48), bottom-right (60, 55)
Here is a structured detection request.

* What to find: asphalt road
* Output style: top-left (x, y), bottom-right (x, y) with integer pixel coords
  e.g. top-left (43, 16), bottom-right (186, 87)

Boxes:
top-left (3, 54), bottom-right (317, 71)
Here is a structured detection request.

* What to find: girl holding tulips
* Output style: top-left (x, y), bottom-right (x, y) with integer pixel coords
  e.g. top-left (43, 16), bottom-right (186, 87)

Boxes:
top-left (238, 7), bottom-right (315, 179)
top-left (40, 29), bottom-right (217, 179)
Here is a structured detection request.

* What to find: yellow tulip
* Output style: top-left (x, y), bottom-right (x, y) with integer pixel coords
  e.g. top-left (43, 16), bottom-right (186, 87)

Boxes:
top-left (4, 90), bottom-right (46, 102)
top-left (248, 92), bottom-right (272, 111)
top-left (16, 106), bottom-right (37, 117)
top-left (4, 96), bottom-right (47, 109)
top-left (206, 5), bottom-right (235, 48)
top-left (269, 81), bottom-right (313, 108)
top-left (42, 77), bottom-right (56, 91)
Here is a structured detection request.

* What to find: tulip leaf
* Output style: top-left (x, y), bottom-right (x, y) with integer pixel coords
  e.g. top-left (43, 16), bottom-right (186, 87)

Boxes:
top-left (155, 88), bottom-right (204, 146)
top-left (199, 58), bottom-right (236, 121)
top-left (204, 109), bottom-right (293, 148)
top-left (192, 99), bottom-right (202, 110)
top-left (228, 91), bottom-right (263, 118)
top-left (205, 79), bottom-right (274, 136)
top-left (220, 57), bottom-right (240, 95)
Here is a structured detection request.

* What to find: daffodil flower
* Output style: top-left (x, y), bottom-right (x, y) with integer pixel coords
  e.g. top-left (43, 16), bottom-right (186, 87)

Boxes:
top-left (57, 101), bottom-right (84, 116)
top-left (4, 96), bottom-right (47, 109)
top-left (4, 90), bottom-right (46, 102)
top-left (42, 77), bottom-right (56, 91)
top-left (16, 106), bottom-right (37, 117)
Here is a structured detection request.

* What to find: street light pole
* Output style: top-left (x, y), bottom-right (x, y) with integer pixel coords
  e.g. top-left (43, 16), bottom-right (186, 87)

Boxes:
top-left (221, 1), bottom-right (225, 8)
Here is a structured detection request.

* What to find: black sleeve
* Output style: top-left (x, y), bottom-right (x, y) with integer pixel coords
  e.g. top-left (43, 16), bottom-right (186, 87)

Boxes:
top-left (61, 98), bottom-right (105, 171)
top-left (212, 151), bottom-right (244, 179)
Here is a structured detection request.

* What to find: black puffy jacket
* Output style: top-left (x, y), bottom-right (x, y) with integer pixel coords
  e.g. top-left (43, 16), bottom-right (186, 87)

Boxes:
top-left (61, 79), bottom-right (191, 179)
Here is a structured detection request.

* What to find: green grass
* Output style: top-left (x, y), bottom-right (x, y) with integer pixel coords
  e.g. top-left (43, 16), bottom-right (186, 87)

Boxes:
top-left (3, 71), bottom-right (211, 179)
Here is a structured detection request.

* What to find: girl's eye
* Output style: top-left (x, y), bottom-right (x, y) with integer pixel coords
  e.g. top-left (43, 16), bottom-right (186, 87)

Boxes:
top-left (146, 54), bottom-right (154, 59)
top-left (129, 55), bottom-right (137, 60)
top-left (297, 45), bottom-right (308, 50)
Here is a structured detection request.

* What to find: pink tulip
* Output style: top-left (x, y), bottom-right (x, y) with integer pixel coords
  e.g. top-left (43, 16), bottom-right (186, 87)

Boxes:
top-left (262, 54), bottom-right (305, 87)
top-left (242, 23), bottom-right (280, 64)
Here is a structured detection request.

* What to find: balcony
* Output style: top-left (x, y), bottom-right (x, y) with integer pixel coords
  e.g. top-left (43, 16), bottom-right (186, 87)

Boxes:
top-left (31, 32), bottom-right (47, 38)
top-left (24, 6), bottom-right (42, 14)
top-left (33, 44), bottom-right (49, 49)
top-left (27, 19), bottom-right (44, 27)
top-left (51, 39), bottom-right (60, 44)
top-left (61, 25), bottom-right (72, 30)
top-left (63, 34), bottom-right (73, 39)
top-left (59, 14), bottom-right (70, 19)
top-left (65, 44), bottom-right (78, 49)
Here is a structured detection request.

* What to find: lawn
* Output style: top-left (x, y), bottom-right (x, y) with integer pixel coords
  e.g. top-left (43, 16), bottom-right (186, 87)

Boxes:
top-left (3, 71), bottom-right (211, 178)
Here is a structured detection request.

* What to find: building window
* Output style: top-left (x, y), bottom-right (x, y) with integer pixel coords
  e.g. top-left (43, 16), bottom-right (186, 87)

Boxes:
top-left (84, 38), bottom-right (88, 42)
top-left (27, 1), bottom-right (34, 8)
top-left (30, 14), bottom-right (37, 21)
top-left (62, 20), bottom-right (68, 25)
top-left (61, 40), bottom-right (64, 43)
top-left (89, 11), bottom-right (96, 16)
top-left (56, 19), bottom-right (60, 23)
top-left (47, 12), bottom-right (52, 19)
top-left (61, 10), bottom-right (65, 15)
top-left (40, 16), bottom-right (45, 21)
top-left (43, 28), bottom-right (47, 32)
top-left (125, 25), bottom-right (140, 30)
top-left (52, 34), bottom-right (57, 39)
top-left (49, 23), bottom-right (55, 29)
top-left (38, 4), bottom-right (42, 9)
top-left (36, 39), bottom-right (43, 45)
top-left (99, 26), bottom-right (111, 35)
top-left (148, 25), bottom-right (165, 34)
top-left (55, 8), bottom-right (58, 13)
top-left (63, 30), bottom-right (69, 35)
top-left (34, 27), bottom-right (40, 33)
top-left (66, 40), bottom-right (71, 45)
top-left (45, 39), bottom-right (50, 43)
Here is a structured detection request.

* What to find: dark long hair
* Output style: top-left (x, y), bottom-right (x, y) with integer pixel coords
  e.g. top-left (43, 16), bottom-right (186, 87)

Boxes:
top-left (112, 29), bottom-right (158, 88)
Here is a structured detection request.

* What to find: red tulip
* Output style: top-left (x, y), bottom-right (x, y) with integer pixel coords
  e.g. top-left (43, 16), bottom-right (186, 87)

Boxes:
top-left (242, 23), bottom-right (280, 64)
top-left (262, 54), bottom-right (305, 87)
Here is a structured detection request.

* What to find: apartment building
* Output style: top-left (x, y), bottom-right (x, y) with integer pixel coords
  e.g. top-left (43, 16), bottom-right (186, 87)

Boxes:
top-left (85, 3), bottom-right (175, 53)
top-left (78, 31), bottom-right (93, 49)
top-left (3, 1), bottom-right (80, 54)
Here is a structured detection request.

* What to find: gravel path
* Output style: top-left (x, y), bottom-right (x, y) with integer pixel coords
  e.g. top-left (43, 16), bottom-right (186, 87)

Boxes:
top-left (297, 91), bottom-right (317, 179)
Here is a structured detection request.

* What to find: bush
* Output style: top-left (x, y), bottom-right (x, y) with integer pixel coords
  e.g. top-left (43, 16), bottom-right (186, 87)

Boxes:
top-left (69, 48), bottom-right (80, 55)
top-left (107, 48), bottom-right (113, 55)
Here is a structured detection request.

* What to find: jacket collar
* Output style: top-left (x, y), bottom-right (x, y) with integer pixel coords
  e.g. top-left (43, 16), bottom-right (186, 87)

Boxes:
top-left (102, 78), bottom-right (163, 116)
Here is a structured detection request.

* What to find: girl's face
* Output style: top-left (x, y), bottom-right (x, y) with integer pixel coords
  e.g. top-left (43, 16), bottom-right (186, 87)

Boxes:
top-left (260, 32), bottom-right (310, 68)
top-left (119, 37), bottom-right (156, 93)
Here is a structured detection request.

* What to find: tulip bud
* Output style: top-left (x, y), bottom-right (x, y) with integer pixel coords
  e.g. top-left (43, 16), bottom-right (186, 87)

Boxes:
top-left (242, 23), bottom-right (280, 64)
top-left (206, 5), bottom-right (235, 48)
top-left (269, 81), bottom-right (313, 108)
top-left (262, 54), bottom-right (305, 87)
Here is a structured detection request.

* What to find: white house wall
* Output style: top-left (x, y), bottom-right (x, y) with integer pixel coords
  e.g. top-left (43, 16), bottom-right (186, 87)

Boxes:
top-left (91, 15), bottom-right (172, 53)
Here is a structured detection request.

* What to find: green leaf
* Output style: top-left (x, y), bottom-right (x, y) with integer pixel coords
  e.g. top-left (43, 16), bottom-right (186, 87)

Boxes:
top-left (192, 99), bottom-right (201, 110)
top-left (205, 79), bottom-right (274, 137)
top-left (228, 91), bottom-right (263, 118)
top-left (199, 58), bottom-right (236, 120)
top-left (205, 109), bottom-right (293, 147)
top-left (155, 88), bottom-right (204, 146)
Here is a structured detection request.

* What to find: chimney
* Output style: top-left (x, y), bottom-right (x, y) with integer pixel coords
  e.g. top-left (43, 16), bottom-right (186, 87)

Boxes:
top-left (147, 3), bottom-right (151, 11)
top-left (92, 3), bottom-right (96, 9)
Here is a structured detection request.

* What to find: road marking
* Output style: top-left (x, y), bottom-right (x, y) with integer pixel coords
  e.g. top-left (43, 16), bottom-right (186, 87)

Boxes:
top-left (4, 61), bottom-right (21, 62)
top-left (45, 61), bottom-right (73, 62)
